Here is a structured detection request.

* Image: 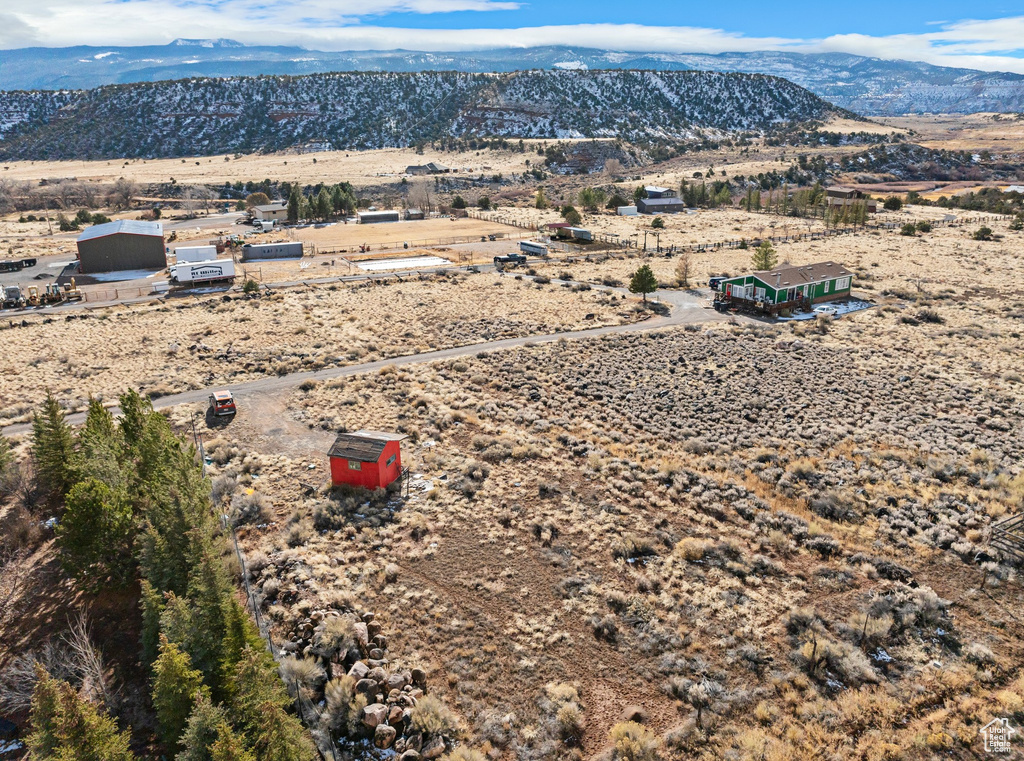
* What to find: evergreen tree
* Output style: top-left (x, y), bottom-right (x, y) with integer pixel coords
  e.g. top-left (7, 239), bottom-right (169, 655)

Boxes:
top-left (176, 694), bottom-right (229, 761)
top-left (534, 187), bottom-right (549, 209)
top-left (628, 265), bottom-right (658, 303)
top-left (153, 638), bottom-right (208, 751)
top-left (287, 186), bottom-right (301, 224)
top-left (78, 398), bottom-right (125, 488)
top-left (56, 479), bottom-right (135, 588)
top-left (31, 390), bottom-right (79, 502)
top-left (561, 205), bottom-right (582, 226)
top-left (219, 598), bottom-right (271, 703)
top-left (141, 579), bottom-right (165, 670)
top-left (752, 240), bottom-right (778, 271)
top-left (210, 722), bottom-right (256, 761)
top-left (230, 648), bottom-right (312, 760)
top-left (28, 667), bottom-right (136, 761)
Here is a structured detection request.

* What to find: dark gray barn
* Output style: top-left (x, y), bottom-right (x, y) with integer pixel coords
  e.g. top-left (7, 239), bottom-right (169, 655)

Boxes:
top-left (76, 220), bottom-right (165, 273)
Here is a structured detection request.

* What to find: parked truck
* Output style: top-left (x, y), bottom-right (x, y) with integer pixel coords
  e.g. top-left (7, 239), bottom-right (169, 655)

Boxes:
top-left (493, 253), bottom-right (527, 267)
top-left (170, 259), bottom-right (236, 285)
top-left (241, 241), bottom-right (303, 261)
top-left (2, 285), bottom-right (26, 309)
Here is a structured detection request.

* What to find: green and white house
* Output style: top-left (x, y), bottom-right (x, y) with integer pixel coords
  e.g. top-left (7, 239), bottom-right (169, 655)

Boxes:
top-left (719, 261), bottom-right (853, 313)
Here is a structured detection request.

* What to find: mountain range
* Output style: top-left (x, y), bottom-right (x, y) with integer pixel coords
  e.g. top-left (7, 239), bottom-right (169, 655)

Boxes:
top-left (2, 41), bottom-right (1023, 116)
top-left (0, 69), bottom-right (841, 161)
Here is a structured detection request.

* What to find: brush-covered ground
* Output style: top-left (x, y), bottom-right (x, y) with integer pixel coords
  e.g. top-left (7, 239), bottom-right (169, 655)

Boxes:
top-left (199, 263), bottom-right (1024, 759)
top-left (0, 272), bottom-right (634, 425)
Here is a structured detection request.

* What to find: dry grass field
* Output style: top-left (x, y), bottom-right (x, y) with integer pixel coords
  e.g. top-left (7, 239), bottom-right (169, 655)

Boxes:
top-left (0, 145), bottom-right (540, 188)
top-left (159, 213), bottom-right (1024, 760)
top-left (881, 113), bottom-right (1024, 152)
top-left (0, 273), bottom-right (634, 426)
top-left (1, 116), bottom-right (1023, 760)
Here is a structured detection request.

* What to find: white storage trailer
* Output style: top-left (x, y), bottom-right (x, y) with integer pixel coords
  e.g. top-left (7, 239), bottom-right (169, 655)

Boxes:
top-left (172, 245), bottom-right (218, 264)
top-left (242, 241), bottom-right (304, 261)
top-left (170, 259), bottom-right (236, 285)
top-left (519, 241), bottom-right (549, 256)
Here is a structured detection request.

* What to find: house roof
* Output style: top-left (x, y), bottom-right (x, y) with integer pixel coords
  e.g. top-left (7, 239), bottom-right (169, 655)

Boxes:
top-left (77, 219), bottom-right (163, 242)
top-left (644, 185), bottom-right (672, 194)
top-left (753, 261), bottom-right (853, 288)
top-left (639, 197), bottom-right (686, 207)
top-left (254, 203), bottom-right (286, 212)
top-left (328, 431), bottom-right (407, 462)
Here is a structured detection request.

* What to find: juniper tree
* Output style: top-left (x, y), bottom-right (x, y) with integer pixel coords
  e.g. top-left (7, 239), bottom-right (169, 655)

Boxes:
top-left (31, 390), bottom-right (79, 503)
top-left (752, 240), bottom-right (778, 271)
top-left (153, 638), bottom-right (207, 751)
top-left (628, 264), bottom-right (658, 303)
top-left (28, 666), bottom-right (135, 761)
top-left (56, 479), bottom-right (135, 588)
top-left (176, 694), bottom-right (228, 761)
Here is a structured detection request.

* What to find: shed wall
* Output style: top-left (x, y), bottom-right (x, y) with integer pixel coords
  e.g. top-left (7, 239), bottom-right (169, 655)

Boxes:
top-left (77, 234), bottom-right (166, 273)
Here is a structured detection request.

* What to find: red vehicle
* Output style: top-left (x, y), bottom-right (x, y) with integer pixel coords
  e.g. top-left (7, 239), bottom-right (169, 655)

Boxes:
top-left (208, 390), bottom-right (236, 417)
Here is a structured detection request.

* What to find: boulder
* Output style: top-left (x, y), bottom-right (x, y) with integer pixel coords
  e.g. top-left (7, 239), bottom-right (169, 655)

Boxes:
top-left (367, 621), bottom-right (383, 639)
top-left (348, 661), bottom-right (370, 680)
top-left (621, 705), bottom-right (647, 724)
top-left (369, 648), bottom-right (385, 660)
top-left (421, 736), bottom-right (446, 759)
top-left (355, 679), bottom-right (378, 695)
top-left (400, 751), bottom-right (422, 761)
top-left (374, 724), bottom-right (397, 750)
top-left (387, 673), bottom-right (409, 692)
top-left (367, 667), bottom-right (388, 685)
top-left (406, 733), bottom-right (423, 752)
top-left (388, 705), bottom-right (405, 725)
top-left (361, 703), bottom-right (388, 729)
top-left (362, 612), bottom-right (375, 623)
top-left (367, 658), bottom-right (390, 669)
top-left (372, 634), bottom-right (388, 650)
top-left (352, 622), bottom-right (370, 649)
top-left (411, 668), bottom-right (427, 687)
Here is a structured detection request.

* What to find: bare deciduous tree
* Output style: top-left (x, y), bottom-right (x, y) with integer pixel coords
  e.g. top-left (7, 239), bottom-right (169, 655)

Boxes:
top-left (109, 178), bottom-right (139, 211)
top-left (675, 250), bottom-right (692, 288)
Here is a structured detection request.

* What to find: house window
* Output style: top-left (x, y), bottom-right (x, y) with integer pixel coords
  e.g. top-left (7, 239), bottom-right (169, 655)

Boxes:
top-left (836, 277), bottom-right (850, 290)
top-left (386, 454), bottom-right (396, 467)
top-left (347, 460), bottom-right (362, 471)
top-left (823, 281), bottom-right (830, 293)
top-left (755, 287), bottom-right (766, 301)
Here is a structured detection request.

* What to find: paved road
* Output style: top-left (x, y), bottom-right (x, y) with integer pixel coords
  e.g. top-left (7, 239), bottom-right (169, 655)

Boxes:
top-left (2, 283), bottom-right (727, 437)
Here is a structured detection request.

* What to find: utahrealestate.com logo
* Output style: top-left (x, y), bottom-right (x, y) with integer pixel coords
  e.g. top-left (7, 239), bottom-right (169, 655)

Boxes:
top-left (980, 718), bottom-right (1016, 754)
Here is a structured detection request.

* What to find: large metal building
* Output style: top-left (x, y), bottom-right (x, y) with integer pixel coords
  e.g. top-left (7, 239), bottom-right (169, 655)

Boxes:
top-left (76, 220), bottom-right (165, 273)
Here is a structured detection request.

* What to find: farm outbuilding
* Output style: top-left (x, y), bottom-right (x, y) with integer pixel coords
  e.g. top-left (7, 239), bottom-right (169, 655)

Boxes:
top-left (358, 211), bottom-right (401, 224)
top-left (328, 431), bottom-right (408, 490)
top-left (253, 203), bottom-right (288, 222)
top-left (241, 241), bottom-right (303, 261)
top-left (76, 220), bottom-right (165, 274)
top-left (826, 187), bottom-right (878, 213)
top-left (405, 208), bottom-right (425, 220)
top-left (718, 261), bottom-right (853, 314)
top-left (637, 197), bottom-right (686, 214)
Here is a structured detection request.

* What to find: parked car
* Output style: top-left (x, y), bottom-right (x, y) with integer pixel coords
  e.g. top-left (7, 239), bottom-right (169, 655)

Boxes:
top-left (208, 390), bottom-right (237, 417)
top-left (708, 276), bottom-right (728, 291)
top-left (813, 305), bottom-right (838, 316)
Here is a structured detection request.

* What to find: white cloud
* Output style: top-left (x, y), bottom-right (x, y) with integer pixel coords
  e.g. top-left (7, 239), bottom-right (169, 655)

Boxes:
top-left (2, 2), bottom-right (1024, 75)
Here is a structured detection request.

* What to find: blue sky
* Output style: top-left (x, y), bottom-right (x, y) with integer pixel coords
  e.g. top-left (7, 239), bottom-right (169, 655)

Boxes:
top-left (3, 1), bottom-right (1024, 73)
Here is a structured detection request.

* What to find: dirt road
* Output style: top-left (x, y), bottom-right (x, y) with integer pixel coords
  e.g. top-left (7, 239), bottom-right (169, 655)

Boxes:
top-left (2, 285), bottom-right (728, 437)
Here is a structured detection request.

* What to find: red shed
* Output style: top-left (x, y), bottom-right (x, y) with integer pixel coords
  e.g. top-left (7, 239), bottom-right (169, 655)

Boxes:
top-left (328, 430), bottom-right (407, 490)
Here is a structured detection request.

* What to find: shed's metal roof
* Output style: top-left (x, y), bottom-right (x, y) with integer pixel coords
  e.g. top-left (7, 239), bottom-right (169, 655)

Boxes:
top-left (328, 431), bottom-right (406, 462)
top-left (77, 220), bottom-right (163, 242)
top-left (639, 197), bottom-right (686, 206)
top-left (254, 204), bottom-right (287, 212)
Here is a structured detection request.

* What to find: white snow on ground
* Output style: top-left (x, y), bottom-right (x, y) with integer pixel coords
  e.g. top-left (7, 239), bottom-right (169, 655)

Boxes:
top-left (777, 299), bottom-right (873, 321)
top-left (357, 256), bottom-right (451, 272)
top-left (88, 269), bottom-right (162, 282)
top-left (0, 740), bottom-right (24, 755)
